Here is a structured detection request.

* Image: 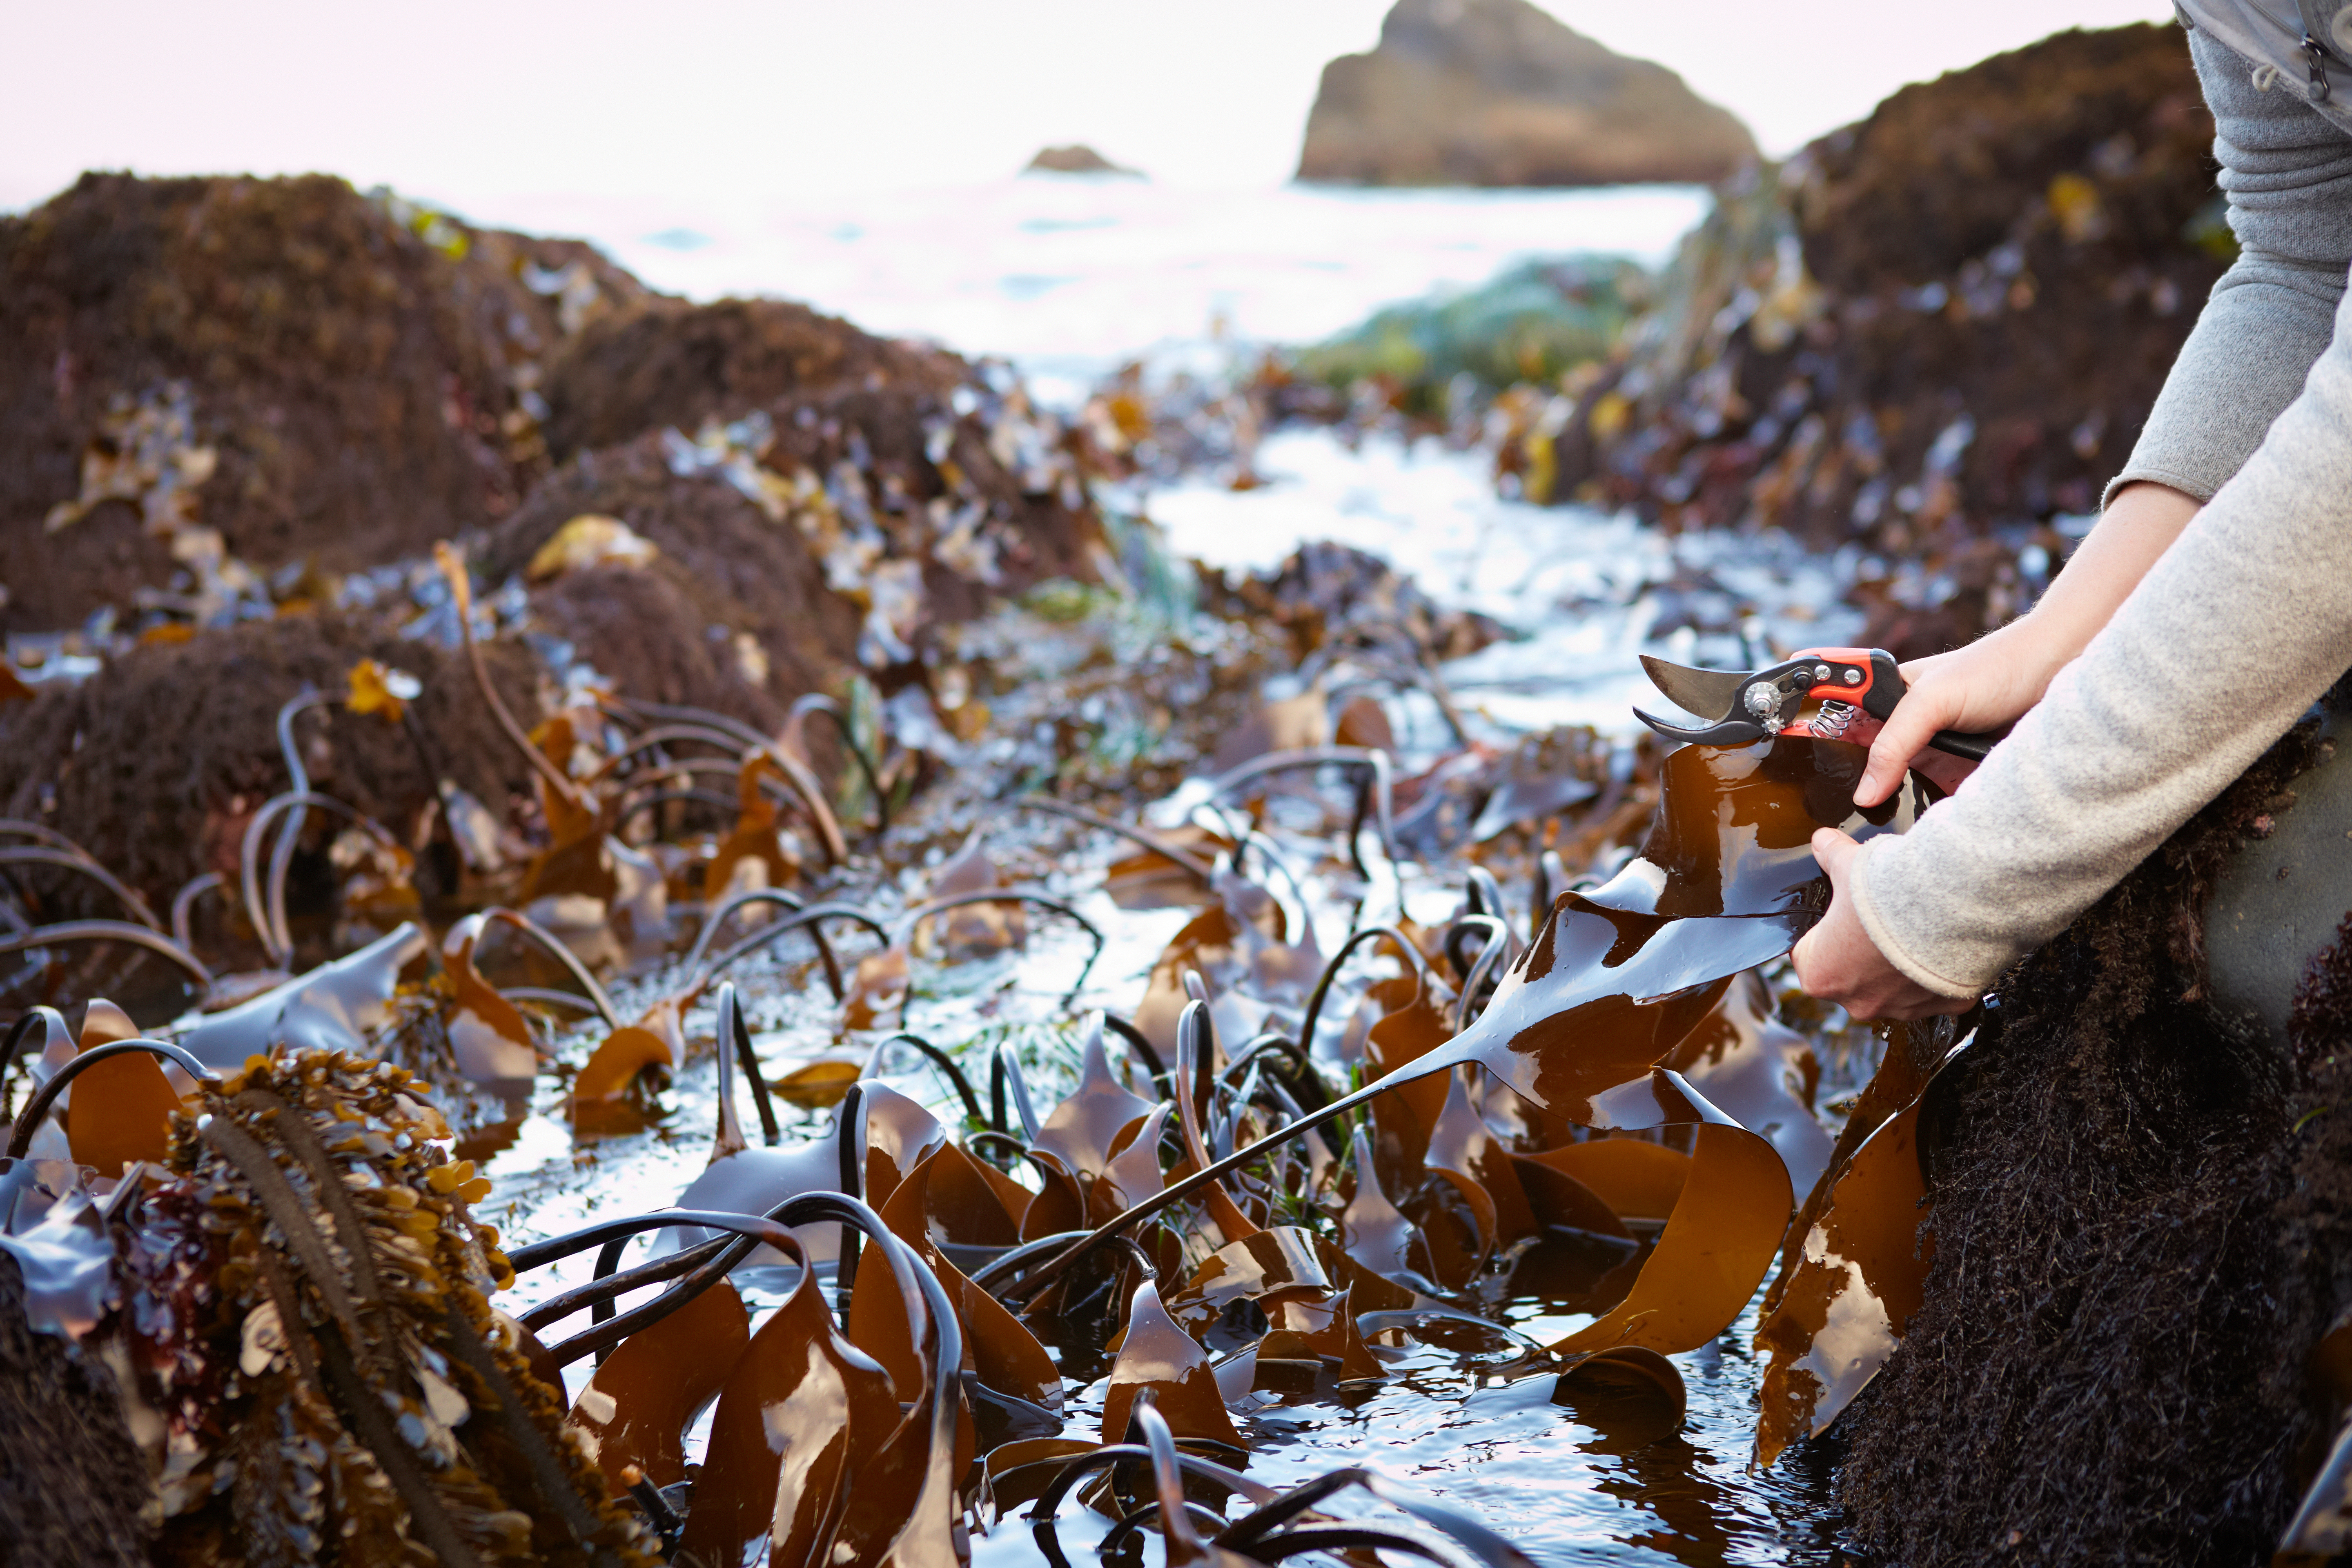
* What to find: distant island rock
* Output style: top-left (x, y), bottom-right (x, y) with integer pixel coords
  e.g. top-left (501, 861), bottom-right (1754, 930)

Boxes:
top-left (1297, 0), bottom-right (1757, 187)
top-left (1025, 145), bottom-right (1141, 177)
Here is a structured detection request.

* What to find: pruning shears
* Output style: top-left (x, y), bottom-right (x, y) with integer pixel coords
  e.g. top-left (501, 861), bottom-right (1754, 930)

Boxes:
top-left (1634, 646), bottom-right (2000, 761)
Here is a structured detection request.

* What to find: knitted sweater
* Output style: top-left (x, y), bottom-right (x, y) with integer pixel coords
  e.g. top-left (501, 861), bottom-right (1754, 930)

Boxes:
top-left (1850, 15), bottom-right (2352, 998)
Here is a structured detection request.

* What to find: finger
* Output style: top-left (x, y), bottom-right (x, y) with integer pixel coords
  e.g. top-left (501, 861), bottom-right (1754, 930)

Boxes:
top-left (1858, 686), bottom-right (1962, 806)
top-left (1810, 826), bottom-right (1859, 884)
top-left (1857, 707), bottom-right (1935, 806)
top-left (1789, 927), bottom-right (1817, 988)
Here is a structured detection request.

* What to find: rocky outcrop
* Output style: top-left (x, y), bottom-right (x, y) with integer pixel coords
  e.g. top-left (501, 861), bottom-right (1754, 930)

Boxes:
top-left (0, 172), bottom-right (1107, 909)
top-left (0, 173), bottom-right (651, 635)
top-left (536, 296), bottom-right (958, 464)
top-left (1296, 0), bottom-right (1756, 187)
top-left (1025, 145), bottom-right (1138, 176)
top-left (1530, 23), bottom-right (2222, 655)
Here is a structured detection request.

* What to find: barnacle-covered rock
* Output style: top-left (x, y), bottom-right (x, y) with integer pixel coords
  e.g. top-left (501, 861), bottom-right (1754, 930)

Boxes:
top-left (118, 1051), bottom-right (659, 1566)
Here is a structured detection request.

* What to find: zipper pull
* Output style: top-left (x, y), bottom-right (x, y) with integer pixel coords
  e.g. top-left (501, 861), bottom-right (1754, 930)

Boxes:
top-left (2307, 31), bottom-right (2334, 101)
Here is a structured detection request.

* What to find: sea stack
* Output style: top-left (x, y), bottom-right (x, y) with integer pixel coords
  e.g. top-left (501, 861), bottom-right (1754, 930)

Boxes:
top-left (1296, 0), bottom-right (1755, 187)
top-left (1024, 145), bottom-right (1140, 177)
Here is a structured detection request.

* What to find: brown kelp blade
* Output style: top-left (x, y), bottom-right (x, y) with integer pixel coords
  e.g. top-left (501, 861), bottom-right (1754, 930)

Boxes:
top-left (1423, 1067), bottom-right (1538, 1252)
top-left (1751, 1037), bottom-right (1975, 1465)
top-left (1033, 1013), bottom-right (1159, 1183)
top-left (852, 1147), bottom-right (1062, 1412)
top-left (1665, 969), bottom-right (1836, 1200)
top-left (679, 1262), bottom-right (898, 1568)
top-left (1102, 1276), bottom-right (1245, 1448)
top-left (439, 914), bottom-right (541, 1085)
top-left (570, 1025), bottom-right (676, 1109)
top-left (1546, 1069), bottom-right (1792, 1357)
top-left (1435, 893), bottom-right (1797, 1125)
top-left (1165, 1226), bottom-right (1331, 1336)
top-left (67, 1000), bottom-right (181, 1175)
top-left (1517, 1139), bottom-right (1689, 1228)
top-left (1005, 732), bottom-right (1883, 1303)
top-left (567, 1276), bottom-right (752, 1489)
top-left (1556, 1343), bottom-right (1688, 1430)
top-left (1582, 734), bottom-right (1925, 921)
top-left (1336, 1125), bottom-right (1433, 1289)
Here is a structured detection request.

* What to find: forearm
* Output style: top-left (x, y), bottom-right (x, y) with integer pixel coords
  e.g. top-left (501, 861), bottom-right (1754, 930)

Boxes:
top-left (1854, 285), bottom-right (2352, 996)
top-left (1818, 16), bottom-right (2352, 1001)
top-left (1998, 483), bottom-right (2201, 691)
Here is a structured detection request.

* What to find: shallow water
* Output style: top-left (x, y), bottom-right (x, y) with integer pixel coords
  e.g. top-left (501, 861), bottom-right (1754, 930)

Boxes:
top-left (481, 178), bottom-right (1711, 394)
top-left (478, 428), bottom-right (1885, 1567)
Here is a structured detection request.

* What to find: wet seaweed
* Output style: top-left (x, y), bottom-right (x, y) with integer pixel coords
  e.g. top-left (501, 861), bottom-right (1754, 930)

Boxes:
top-left (1834, 722), bottom-right (2328, 1567)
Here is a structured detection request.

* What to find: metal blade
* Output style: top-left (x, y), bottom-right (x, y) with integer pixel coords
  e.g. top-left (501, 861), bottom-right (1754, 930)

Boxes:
top-left (1632, 706), bottom-right (1766, 748)
top-left (1637, 654), bottom-right (1751, 723)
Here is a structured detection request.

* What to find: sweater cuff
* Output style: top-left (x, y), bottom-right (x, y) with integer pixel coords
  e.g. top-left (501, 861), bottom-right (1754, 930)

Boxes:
top-left (1844, 838), bottom-right (1993, 1002)
top-left (2100, 464), bottom-right (2219, 512)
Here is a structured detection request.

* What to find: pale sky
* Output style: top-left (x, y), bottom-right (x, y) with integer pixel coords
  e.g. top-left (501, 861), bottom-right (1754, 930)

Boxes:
top-left (1, 0), bottom-right (2177, 218)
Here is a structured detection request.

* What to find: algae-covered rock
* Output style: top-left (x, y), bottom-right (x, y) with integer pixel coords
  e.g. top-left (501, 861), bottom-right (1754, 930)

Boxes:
top-left (1296, 0), bottom-right (1756, 187)
top-left (0, 612), bottom-right (543, 915)
top-left (1293, 256), bottom-right (1650, 416)
top-left (536, 296), bottom-right (958, 464)
top-left (1833, 720), bottom-right (2349, 1566)
top-left (1548, 23), bottom-right (2222, 559)
top-left (0, 174), bottom-right (649, 635)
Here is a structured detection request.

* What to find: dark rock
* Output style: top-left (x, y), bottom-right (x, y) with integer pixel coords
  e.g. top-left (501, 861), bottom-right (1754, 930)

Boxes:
top-left (0, 174), bottom-right (1107, 928)
top-left (1539, 22), bottom-right (2223, 653)
top-left (1296, 0), bottom-right (1756, 187)
top-left (0, 613), bottom-right (543, 918)
top-left (1834, 720), bottom-right (2342, 1564)
top-left (0, 1252), bottom-right (152, 1567)
top-left (493, 303), bottom-right (1106, 701)
top-left (1205, 539), bottom-right (1506, 666)
top-left (0, 173), bottom-right (650, 635)
top-left (1025, 145), bottom-right (1139, 176)
top-left (537, 296), bottom-right (955, 463)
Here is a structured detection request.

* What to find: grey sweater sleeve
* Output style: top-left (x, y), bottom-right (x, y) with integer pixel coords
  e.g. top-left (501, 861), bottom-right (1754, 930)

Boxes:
top-left (1851, 29), bottom-right (2352, 1000)
top-left (2104, 26), bottom-right (2352, 505)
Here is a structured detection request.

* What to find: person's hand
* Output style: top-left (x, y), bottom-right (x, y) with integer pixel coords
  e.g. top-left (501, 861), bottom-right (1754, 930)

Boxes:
top-left (1848, 481), bottom-right (2205, 808)
top-left (1847, 628), bottom-right (2051, 808)
top-left (1791, 829), bottom-right (1978, 1020)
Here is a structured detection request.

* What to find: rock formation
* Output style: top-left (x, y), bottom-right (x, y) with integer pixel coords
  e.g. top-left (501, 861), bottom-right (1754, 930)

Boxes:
top-left (0, 174), bottom-right (1105, 905)
top-left (1518, 22), bottom-right (2224, 656)
top-left (0, 174), bottom-right (648, 635)
top-left (1296, 0), bottom-right (1756, 187)
top-left (1024, 144), bottom-right (1138, 176)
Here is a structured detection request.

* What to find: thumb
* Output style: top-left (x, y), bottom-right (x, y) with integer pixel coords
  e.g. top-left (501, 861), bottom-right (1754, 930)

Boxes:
top-left (1856, 699), bottom-right (1938, 807)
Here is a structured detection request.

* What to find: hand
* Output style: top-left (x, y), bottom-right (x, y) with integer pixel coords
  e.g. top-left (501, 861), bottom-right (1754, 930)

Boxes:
top-left (1850, 481), bottom-right (2203, 808)
top-left (1791, 829), bottom-right (1977, 1020)
top-left (1848, 632), bottom-right (2047, 806)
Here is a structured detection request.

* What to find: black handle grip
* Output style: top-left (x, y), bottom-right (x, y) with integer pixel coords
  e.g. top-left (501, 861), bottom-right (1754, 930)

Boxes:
top-left (1860, 650), bottom-right (2001, 763)
top-left (1927, 727), bottom-right (1996, 762)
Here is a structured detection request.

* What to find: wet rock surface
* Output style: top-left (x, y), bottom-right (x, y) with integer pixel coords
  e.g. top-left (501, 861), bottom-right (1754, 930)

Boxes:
top-left (1296, 0), bottom-right (1756, 188)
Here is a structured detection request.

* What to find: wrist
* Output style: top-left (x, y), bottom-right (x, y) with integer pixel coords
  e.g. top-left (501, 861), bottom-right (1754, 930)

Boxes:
top-left (1976, 607), bottom-right (2082, 698)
